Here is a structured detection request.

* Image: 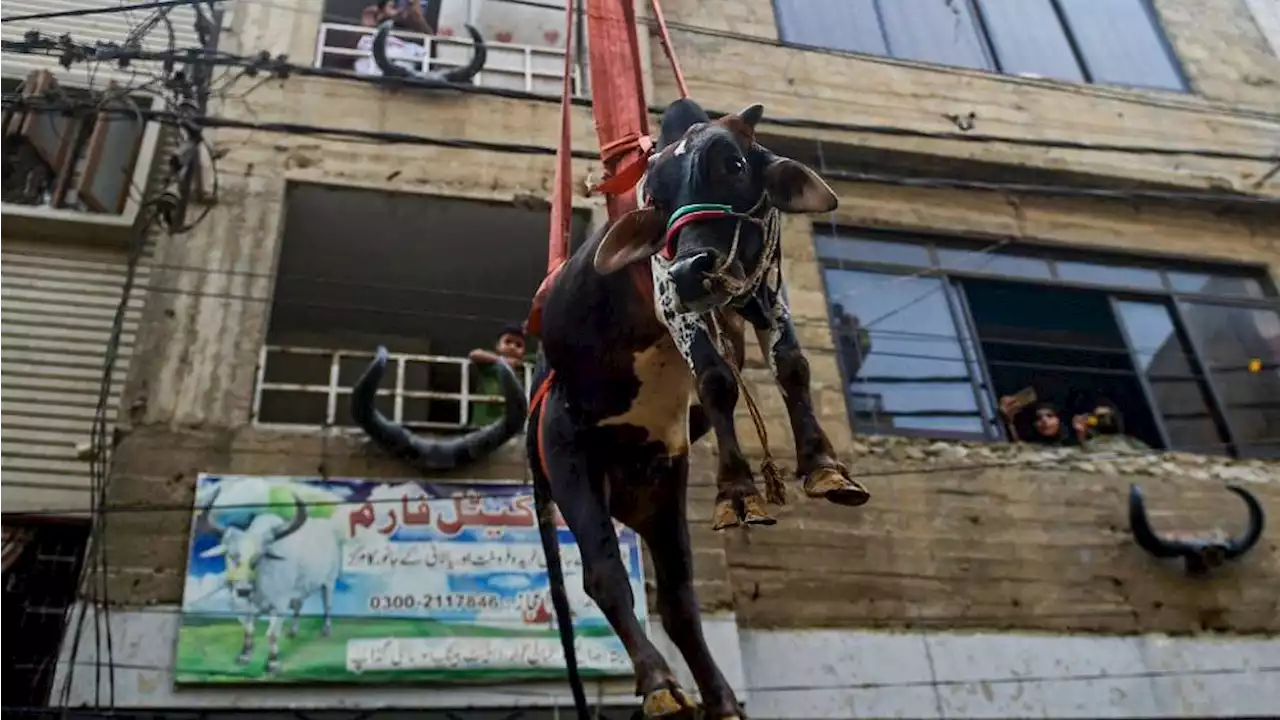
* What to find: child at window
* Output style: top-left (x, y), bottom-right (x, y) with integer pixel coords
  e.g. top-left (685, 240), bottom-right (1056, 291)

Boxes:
top-left (467, 324), bottom-right (527, 428)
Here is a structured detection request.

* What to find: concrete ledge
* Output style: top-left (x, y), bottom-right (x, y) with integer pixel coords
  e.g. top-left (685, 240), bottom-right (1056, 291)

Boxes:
top-left (50, 605), bottom-right (746, 709)
top-left (741, 629), bottom-right (1280, 718)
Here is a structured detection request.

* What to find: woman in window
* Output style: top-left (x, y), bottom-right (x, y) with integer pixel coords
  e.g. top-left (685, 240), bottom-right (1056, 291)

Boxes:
top-left (999, 397), bottom-right (1077, 447)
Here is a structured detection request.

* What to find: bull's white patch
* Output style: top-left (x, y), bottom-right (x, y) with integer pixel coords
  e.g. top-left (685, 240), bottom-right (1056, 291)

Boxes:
top-left (650, 255), bottom-right (707, 371)
top-left (597, 335), bottom-right (693, 453)
top-left (673, 138), bottom-right (689, 157)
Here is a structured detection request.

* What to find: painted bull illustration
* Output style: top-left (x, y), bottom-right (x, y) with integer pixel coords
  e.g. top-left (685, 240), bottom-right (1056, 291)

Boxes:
top-left (352, 98), bottom-right (869, 719)
top-left (197, 487), bottom-right (342, 674)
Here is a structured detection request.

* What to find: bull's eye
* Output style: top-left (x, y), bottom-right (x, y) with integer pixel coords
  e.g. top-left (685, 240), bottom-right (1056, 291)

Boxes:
top-left (724, 156), bottom-right (747, 176)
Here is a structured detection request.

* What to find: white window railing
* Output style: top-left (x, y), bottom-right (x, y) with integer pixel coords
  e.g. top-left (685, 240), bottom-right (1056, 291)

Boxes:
top-left (314, 22), bottom-right (584, 97)
top-left (253, 345), bottom-right (535, 432)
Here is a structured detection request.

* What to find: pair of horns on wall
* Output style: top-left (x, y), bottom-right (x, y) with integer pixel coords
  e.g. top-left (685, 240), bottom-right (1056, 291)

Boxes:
top-left (1129, 484), bottom-right (1265, 576)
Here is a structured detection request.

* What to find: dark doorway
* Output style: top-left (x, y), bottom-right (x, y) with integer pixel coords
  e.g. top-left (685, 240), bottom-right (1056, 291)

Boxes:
top-left (3, 520), bottom-right (91, 709)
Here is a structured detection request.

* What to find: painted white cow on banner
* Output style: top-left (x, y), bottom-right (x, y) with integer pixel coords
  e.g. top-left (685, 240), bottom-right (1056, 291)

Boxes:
top-left (196, 479), bottom-right (344, 674)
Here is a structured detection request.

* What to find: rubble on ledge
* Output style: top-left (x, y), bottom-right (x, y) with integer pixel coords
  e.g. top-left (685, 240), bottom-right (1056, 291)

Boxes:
top-left (847, 434), bottom-right (1279, 484)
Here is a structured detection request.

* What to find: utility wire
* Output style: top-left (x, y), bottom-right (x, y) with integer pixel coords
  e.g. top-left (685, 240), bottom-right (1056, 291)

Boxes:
top-left (0, 0), bottom-right (225, 23)
top-left (3, 36), bottom-right (1277, 165)
top-left (5, 95), bottom-right (1278, 207)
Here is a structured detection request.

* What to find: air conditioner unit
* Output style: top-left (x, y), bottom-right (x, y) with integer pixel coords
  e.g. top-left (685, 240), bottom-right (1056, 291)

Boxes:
top-left (2, 70), bottom-right (170, 248)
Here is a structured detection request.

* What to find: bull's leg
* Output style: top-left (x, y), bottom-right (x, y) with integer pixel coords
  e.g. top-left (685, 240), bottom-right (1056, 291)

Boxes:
top-left (321, 584), bottom-right (334, 636)
top-left (288, 598), bottom-right (302, 638)
top-left (237, 613), bottom-right (254, 665)
top-left (540, 404), bottom-right (693, 716)
top-left (746, 293), bottom-right (870, 507)
top-left (633, 461), bottom-right (743, 720)
top-left (265, 612), bottom-right (284, 674)
top-left (688, 326), bottom-right (773, 530)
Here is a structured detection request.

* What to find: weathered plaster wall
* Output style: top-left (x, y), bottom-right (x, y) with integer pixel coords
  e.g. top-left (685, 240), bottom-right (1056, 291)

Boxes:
top-left (98, 0), bottom-right (1280, 659)
top-left (649, 0), bottom-right (1280, 195)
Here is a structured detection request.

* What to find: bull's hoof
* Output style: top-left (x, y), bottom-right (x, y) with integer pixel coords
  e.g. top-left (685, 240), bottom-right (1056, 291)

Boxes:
top-left (266, 659), bottom-right (282, 674)
top-left (235, 652), bottom-right (252, 666)
top-left (642, 685), bottom-right (697, 718)
top-left (321, 622), bottom-right (332, 637)
top-left (803, 464), bottom-right (871, 507)
top-left (711, 495), bottom-right (776, 531)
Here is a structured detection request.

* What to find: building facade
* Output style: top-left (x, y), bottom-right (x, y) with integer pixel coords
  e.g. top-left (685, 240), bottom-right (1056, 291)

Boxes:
top-left (3, 0), bottom-right (1278, 717)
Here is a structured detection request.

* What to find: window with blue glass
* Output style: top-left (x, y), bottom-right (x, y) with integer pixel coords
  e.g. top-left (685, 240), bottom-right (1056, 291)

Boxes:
top-left (818, 228), bottom-right (1279, 458)
top-left (774, 0), bottom-right (1187, 92)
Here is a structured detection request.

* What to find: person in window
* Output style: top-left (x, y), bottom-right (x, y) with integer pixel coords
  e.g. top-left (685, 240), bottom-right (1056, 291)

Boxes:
top-left (351, 1), bottom-right (434, 75)
top-left (831, 303), bottom-right (873, 379)
top-left (467, 324), bottom-right (527, 428)
top-left (360, 0), bottom-right (432, 33)
top-left (999, 397), bottom-right (1076, 447)
top-left (1073, 397), bottom-right (1150, 453)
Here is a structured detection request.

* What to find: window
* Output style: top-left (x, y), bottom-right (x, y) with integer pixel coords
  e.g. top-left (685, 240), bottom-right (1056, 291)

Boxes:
top-left (316, 0), bottom-right (587, 96)
top-left (254, 183), bottom-right (590, 434)
top-left (2, 72), bottom-right (150, 215)
top-left (774, 0), bottom-right (1187, 91)
top-left (818, 228), bottom-right (1279, 458)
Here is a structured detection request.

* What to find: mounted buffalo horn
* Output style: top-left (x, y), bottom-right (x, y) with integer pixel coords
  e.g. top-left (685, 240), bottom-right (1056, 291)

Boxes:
top-left (1129, 483), bottom-right (1265, 575)
top-left (371, 20), bottom-right (488, 84)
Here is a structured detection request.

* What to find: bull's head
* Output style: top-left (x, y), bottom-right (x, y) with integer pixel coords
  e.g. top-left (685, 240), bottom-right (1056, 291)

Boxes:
top-left (593, 98), bottom-right (837, 315)
top-left (371, 20), bottom-right (487, 85)
top-left (200, 493), bottom-right (309, 598)
top-left (1129, 484), bottom-right (1265, 576)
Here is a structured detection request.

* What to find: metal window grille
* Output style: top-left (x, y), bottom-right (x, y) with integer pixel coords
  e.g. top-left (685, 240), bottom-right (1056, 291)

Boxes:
top-left (314, 22), bottom-right (585, 97)
top-left (252, 345), bottom-right (535, 431)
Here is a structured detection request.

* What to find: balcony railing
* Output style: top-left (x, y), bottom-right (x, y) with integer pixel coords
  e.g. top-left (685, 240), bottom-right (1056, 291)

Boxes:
top-left (253, 345), bottom-right (535, 432)
top-left (315, 22), bottom-right (584, 97)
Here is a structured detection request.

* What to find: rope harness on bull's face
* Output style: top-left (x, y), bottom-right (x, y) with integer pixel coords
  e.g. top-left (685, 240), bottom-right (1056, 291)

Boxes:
top-left (651, 189), bottom-right (790, 508)
top-left (658, 190), bottom-right (782, 301)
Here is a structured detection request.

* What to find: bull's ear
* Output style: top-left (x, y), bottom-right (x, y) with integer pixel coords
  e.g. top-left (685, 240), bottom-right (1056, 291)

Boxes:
top-left (593, 207), bottom-right (666, 275)
top-left (763, 156), bottom-right (838, 213)
top-left (263, 549), bottom-right (285, 560)
top-left (200, 545), bottom-right (227, 558)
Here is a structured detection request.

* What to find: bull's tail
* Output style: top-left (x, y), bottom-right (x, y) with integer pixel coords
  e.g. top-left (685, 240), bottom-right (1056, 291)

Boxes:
top-left (351, 346), bottom-right (528, 471)
top-left (529, 372), bottom-right (590, 720)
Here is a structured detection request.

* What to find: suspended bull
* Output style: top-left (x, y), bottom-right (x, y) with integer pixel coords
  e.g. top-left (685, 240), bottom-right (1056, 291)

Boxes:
top-left (1129, 483), bottom-right (1265, 575)
top-left (197, 489), bottom-right (341, 674)
top-left (369, 19), bottom-right (487, 84)
top-left (353, 98), bottom-right (869, 720)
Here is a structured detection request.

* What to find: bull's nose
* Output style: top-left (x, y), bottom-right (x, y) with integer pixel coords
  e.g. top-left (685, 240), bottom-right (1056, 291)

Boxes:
top-left (667, 251), bottom-right (720, 304)
top-left (235, 588), bottom-right (251, 598)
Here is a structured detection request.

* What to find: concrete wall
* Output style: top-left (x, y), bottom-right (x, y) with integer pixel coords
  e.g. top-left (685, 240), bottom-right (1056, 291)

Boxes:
top-left (75, 0), bottom-right (1280, 713)
top-left (650, 0), bottom-right (1280, 195)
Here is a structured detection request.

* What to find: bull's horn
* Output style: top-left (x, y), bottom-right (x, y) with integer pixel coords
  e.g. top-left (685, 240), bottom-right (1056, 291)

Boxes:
top-left (1128, 484), bottom-right (1184, 558)
top-left (270, 493), bottom-right (308, 542)
top-left (1223, 484), bottom-right (1265, 560)
top-left (195, 485), bottom-right (223, 537)
top-left (351, 345), bottom-right (527, 472)
top-left (371, 20), bottom-right (488, 85)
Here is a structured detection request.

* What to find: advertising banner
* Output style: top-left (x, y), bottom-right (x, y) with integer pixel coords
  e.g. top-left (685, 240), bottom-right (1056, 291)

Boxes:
top-left (176, 474), bottom-right (645, 684)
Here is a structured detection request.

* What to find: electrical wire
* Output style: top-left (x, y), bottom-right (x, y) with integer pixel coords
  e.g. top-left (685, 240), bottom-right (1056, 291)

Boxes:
top-left (244, 0), bottom-right (1280, 126)
top-left (0, 0), bottom-right (226, 23)
top-left (3, 35), bottom-right (1278, 165)
top-left (5, 94), bottom-right (1279, 207)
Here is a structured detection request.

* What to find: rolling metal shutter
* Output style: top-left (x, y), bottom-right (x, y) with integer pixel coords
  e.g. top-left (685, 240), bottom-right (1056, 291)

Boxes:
top-left (1, 239), bottom-right (152, 516)
top-left (0, 0), bottom-right (204, 86)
